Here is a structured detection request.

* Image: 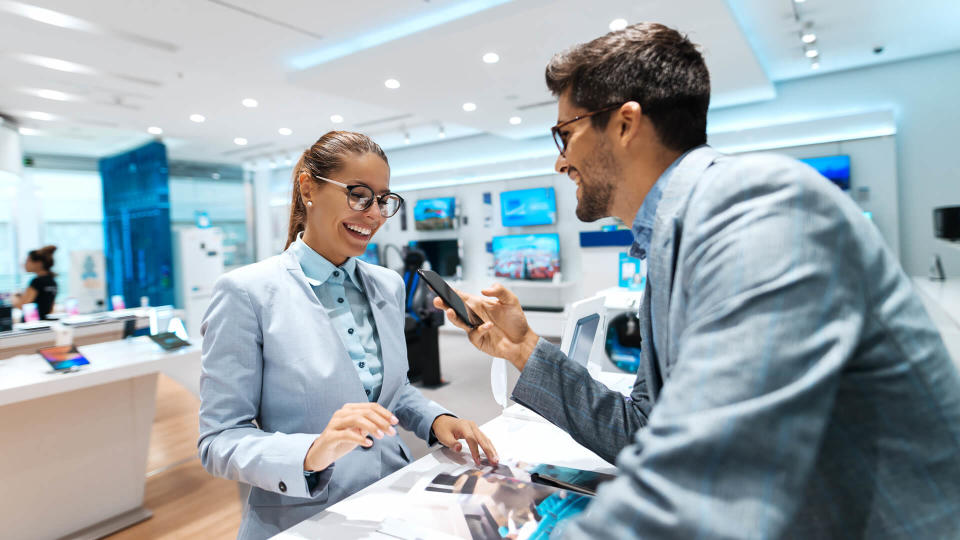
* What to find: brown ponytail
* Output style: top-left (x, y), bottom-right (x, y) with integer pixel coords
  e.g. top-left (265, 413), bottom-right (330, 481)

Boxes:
top-left (285, 131), bottom-right (388, 250)
top-left (28, 245), bottom-right (57, 275)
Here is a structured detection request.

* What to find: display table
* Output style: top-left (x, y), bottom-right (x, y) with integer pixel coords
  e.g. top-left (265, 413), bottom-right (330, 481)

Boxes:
top-left (273, 372), bottom-right (636, 539)
top-left (0, 337), bottom-right (201, 540)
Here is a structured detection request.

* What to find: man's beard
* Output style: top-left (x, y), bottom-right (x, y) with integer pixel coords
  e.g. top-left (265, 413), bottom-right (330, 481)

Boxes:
top-left (575, 138), bottom-right (619, 222)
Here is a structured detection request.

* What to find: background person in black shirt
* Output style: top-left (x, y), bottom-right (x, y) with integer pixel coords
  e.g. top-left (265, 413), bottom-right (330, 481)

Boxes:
top-left (12, 245), bottom-right (58, 320)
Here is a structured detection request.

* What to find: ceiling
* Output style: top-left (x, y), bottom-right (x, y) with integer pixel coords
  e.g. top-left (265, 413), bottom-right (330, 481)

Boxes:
top-left (0, 0), bottom-right (957, 166)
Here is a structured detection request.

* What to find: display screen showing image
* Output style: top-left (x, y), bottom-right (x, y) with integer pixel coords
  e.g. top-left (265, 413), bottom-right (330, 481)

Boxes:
top-left (414, 197), bottom-right (456, 231)
top-left (500, 187), bottom-right (557, 227)
top-left (38, 345), bottom-right (90, 371)
top-left (410, 239), bottom-right (460, 277)
top-left (800, 155), bottom-right (850, 190)
top-left (492, 233), bottom-right (560, 280)
top-left (357, 243), bottom-right (380, 265)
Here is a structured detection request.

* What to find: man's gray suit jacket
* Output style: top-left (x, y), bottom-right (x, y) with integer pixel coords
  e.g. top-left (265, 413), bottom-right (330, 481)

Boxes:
top-left (512, 145), bottom-right (960, 538)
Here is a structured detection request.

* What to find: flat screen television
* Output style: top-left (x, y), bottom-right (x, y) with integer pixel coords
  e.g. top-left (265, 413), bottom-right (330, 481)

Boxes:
top-left (357, 243), bottom-right (380, 265)
top-left (409, 239), bottom-right (460, 277)
top-left (414, 197), bottom-right (456, 231)
top-left (500, 187), bottom-right (557, 227)
top-left (800, 155), bottom-right (850, 190)
top-left (492, 233), bottom-right (560, 280)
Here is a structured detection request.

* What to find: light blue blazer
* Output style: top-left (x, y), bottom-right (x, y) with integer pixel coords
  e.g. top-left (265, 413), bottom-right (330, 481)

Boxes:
top-left (198, 249), bottom-right (451, 540)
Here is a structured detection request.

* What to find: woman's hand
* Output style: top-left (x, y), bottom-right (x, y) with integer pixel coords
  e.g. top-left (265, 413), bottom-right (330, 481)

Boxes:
top-left (431, 415), bottom-right (499, 466)
top-left (304, 402), bottom-right (399, 472)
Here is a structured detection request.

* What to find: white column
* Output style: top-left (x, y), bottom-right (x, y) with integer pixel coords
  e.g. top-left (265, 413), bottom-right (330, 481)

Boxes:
top-left (252, 165), bottom-right (275, 261)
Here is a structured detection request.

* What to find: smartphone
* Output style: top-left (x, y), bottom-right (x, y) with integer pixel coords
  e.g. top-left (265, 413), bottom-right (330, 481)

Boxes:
top-left (417, 269), bottom-right (483, 328)
top-left (38, 345), bottom-right (90, 371)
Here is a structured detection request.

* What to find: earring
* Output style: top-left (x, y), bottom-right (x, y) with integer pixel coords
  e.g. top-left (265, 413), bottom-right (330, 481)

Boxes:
top-left (306, 201), bottom-right (313, 207)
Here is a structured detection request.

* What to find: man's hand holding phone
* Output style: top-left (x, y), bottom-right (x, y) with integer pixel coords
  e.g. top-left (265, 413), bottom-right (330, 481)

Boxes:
top-left (433, 283), bottom-right (540, 372)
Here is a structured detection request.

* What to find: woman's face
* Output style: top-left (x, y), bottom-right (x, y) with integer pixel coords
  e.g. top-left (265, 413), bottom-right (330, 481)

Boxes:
top-left (301, 152), bottom-right (390, 264)
top-left (24, 257), bottom-right (40, 273)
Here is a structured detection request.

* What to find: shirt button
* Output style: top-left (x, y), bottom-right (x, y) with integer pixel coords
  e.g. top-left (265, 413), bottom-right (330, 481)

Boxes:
top-left (278, 481), bottom-right (287, 493)
top-left (337, 297), bottom-right (344, 303)
top-left (365, 389), bottom-right (371, 396)
top-left (333, 271), bottom-right (340, 277)
top-left (359, 361), bottom-right (365, 368)
top-left (348, 328), bottom-right (354, 334)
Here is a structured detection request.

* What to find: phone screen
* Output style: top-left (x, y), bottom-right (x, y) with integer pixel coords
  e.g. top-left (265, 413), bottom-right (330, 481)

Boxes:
top-left (417, 269), bottom-right (483, 328)
top-left (38, 345), bottom-right (90, 371)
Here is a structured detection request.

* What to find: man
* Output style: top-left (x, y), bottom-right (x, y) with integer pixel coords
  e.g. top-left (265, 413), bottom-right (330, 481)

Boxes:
top-left (437, 22), bottom-right (960, 538)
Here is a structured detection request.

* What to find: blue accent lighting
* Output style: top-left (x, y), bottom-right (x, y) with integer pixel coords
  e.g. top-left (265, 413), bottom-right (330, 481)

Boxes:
top-left (290, 0), bottom-right (514, 69)
top-left (800, 155), bottom-right (851, 190)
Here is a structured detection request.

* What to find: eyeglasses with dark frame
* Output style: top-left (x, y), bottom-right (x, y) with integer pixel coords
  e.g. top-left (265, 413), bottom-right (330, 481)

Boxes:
top-left (550, 103), bottom-right (624, 157)
top-left (313, 175), bottom-right (404, 218)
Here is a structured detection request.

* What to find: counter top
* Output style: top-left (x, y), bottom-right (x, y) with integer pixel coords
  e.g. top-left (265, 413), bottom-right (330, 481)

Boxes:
top-left (0, 336), bottom-right (200, 407)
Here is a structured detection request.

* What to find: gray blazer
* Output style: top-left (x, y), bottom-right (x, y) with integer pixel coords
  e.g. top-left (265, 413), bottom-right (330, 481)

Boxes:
top-left (514, 146), bottom-right (960, 538)
top-left (198, 249), bottom-right (450, 540)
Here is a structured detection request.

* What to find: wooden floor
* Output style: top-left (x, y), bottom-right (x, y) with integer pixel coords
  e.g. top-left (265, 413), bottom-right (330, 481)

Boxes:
top-left (107, 375), bottom-right (243, 539)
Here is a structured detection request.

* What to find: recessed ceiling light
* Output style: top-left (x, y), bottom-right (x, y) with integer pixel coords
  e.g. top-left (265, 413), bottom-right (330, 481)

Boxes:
top-left (18, 127), bottom-right (41, 136)
top-left (805, 49), bottom-right (819, 58)
top-left (509, 116), bottom-right (522, 125)
top-left (462, 102), bottom-right (477, 112)
top-left (190, 114), bottom-right (206, 123)
top-left (147, 126), bottom-right (163, 135)
top-left (241, 98), bottom-right (258, 108)
top-left (24, 111), bottom-right (55, 121)
top-left (438, 125), bottom-right (446, 139)
top-left (482, 52), bottom-right (500, 64)
top-left (384, 78), bottom-right (400, 89)
top-left (234, 137), bottom-right (247, 146)
top-left (285, 157), bottom-right (293, 166)
top-left (609, 18), bottom-right (628, 31)
top-left (211, 172), bottom-right (221, 180)
top-left (794, 0), bottom-right (806, 3)
top-left (278, 127), bottom-right (292, 136)
top-left (33, 88), bottom-right (75, 101)
top-left (811, 62), bottom-right (821, 70)
top-left (403, 133), bottom-right (411, 145)
top-left (14, 53), bottom-right (94, 74)
top-left (330, 114), bottom-right (344, 123)
top-left (801, 33), bottom-right (817, 44)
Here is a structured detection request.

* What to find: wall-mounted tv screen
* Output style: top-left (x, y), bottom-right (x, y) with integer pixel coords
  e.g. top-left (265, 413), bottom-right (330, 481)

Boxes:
top-left (492, 233), bottom-right (560, 280)
top-left (356, 243), bottom-right (380, 265)
top-left (414, 197), bottom-right (456, 231)
top-left (500, 187), bottom-right (557, 227)
top-left (409, 239), bottom-right (460, 277)
top-left (800, 155), bottom-right (850, 190)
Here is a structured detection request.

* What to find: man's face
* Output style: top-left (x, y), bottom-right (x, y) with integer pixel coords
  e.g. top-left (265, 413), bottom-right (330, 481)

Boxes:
top-left (554, 94), bottom-right (622, 222)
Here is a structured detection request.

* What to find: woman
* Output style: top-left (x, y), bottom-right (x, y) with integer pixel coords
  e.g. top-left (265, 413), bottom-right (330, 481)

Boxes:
top-left (199, 131), bottom-right (497, 540)
top-left (12, 245), bottom-right (58, 320)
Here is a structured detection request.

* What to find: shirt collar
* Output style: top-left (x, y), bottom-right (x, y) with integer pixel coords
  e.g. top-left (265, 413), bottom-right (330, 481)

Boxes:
top-left (289, 232), bottom-right (359, 287)
top-left (628, 149), bottom-right (691, 260)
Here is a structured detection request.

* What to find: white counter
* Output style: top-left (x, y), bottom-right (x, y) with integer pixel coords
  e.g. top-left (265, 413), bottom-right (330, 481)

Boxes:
top-left (0, 337), bottom-right (201, 540)
top-left (273, 405), bottom-right (620, 539)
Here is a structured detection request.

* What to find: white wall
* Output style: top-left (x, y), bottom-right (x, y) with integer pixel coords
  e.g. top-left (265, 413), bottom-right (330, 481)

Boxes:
top-left (710, 50), bottom-right (960, 277)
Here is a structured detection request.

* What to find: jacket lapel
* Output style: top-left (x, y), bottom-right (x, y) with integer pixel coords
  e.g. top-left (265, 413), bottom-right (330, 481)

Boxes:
top-left (279, 249), bottom-right (367, 399)
top-left (645, 145), bottom-right (722, 388)
top-left (354, 262), bottom-right (399, 406)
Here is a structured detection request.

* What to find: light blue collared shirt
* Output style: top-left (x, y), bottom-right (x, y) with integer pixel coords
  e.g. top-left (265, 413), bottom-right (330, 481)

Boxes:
top-left (628, 151), bottom-right (690, 356)
top-left (289, 235), bottom-right (383, 402)
top-left (628, 154), bottom-right (686, 261)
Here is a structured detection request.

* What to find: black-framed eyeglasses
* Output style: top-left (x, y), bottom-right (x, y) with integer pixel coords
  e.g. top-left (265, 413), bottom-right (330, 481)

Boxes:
top-left (313, 175), bottom-right (404, 218)
top-left (550, 103), bottom-right (623, 157)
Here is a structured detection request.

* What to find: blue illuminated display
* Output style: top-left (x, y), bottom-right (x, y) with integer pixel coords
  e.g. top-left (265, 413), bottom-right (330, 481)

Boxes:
top-left (492, 233), bottom-right (560, 280)
top-left (800, 155), bottom-right (851, 190)
top-left (414, 197), bottom-right (456, 230)
top-left (500, 187), bottom-right (557, 227)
